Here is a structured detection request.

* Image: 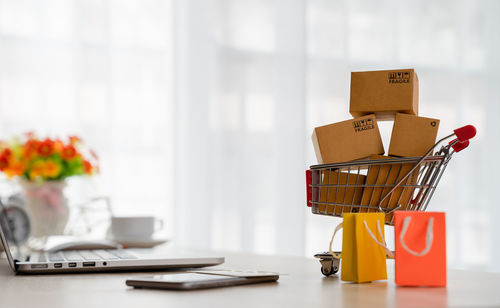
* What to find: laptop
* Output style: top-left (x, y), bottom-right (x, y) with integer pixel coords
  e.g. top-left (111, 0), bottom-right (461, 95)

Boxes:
top-left (0, 209), bottom-right (224, 274)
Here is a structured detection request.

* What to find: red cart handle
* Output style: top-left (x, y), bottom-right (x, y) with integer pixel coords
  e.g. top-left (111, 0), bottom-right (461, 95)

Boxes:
top-left (449, 139), bottom-right (469, 153)
top-left (377, 124), bottom-right (476, 209)
top-left (454, 125), bottom-right (476, 142)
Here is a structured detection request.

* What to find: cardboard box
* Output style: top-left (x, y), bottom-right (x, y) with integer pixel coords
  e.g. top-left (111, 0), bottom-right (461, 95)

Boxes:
top-left (360, 155), bottom-right (420, 223)
top-left (318, 170), bottom-right (366, 215)
top-left (350, 69), bottom-right (419, 120)
top-left (312, 114), bottom-right (384, 164)
top-left (389, 113), bottom-right (440, 157)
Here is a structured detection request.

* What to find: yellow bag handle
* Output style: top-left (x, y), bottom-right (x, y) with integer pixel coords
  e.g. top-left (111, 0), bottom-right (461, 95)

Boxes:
top-left (363, 220), bottom-right (394, 259)
top-left (328, 218), bottom-right (394, 259)
top-left (328, 222), bottom-right (343, 259)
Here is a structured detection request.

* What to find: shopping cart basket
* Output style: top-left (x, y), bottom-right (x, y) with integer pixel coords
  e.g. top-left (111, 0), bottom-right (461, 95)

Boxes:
top-left (306, 125), bottom-right (476, 276)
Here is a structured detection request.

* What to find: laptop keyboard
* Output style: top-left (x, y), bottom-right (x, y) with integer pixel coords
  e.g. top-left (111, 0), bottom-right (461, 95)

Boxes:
top-left (107, 250), bottom-right (136, 259)
top-left (37, 250), bottom-right (137, 262)
top-left (93, 250), bottom-right (119, 260)
top-left (60, 251), bottom-right (84, 261)
top-left (47, 253), bottom-right (65, 262)
top-left (77, 251), bottom-right (102, 260)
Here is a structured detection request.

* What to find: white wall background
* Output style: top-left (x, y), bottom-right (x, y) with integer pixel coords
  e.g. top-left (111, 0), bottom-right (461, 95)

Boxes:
top-left (0, 0), bottom-right (499, 272)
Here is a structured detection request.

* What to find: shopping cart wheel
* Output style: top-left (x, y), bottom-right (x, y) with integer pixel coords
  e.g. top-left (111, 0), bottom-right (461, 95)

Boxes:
top-left (314, 252), bottom-right (340, 277)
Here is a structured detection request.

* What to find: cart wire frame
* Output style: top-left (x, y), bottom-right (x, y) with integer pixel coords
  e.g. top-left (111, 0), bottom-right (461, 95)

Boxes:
top-left (306, 125), bottom-right (476, 226)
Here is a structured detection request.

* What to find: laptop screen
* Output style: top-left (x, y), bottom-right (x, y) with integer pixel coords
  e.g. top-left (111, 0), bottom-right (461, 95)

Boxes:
top-left (0, 202), bottom-right (19, 271)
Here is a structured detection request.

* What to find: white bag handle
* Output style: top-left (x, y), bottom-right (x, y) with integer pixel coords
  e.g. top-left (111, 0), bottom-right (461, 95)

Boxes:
top-left (399, 216), bottom-right (434, 257)
top-left (363, 220), bottom-right (394, 259)
top-left (328, 222), bottom-right (343, 258)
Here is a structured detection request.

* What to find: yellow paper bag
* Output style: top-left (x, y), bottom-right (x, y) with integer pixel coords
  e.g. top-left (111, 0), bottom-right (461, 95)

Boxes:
top-left (341, 213), bottom-right (388, 283)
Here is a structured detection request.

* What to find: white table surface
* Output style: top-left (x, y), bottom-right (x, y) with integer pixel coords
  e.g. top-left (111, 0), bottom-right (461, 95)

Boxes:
top-left (1, 246), bottom-right (499, 308)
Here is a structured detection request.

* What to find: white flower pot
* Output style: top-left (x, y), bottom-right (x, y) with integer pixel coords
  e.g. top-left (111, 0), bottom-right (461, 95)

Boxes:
top-left (21, 181), bottom-right (69, 239)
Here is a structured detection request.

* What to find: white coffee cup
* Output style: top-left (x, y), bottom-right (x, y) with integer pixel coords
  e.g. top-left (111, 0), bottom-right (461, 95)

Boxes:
top-left (110, 216), bottom-right (163, 241)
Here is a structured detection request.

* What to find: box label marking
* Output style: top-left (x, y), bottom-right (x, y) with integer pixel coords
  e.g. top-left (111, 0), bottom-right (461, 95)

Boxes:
top-left (388, 71), bottom-right (410, 84)
top-left (353, 119), bottom-right (375, 132)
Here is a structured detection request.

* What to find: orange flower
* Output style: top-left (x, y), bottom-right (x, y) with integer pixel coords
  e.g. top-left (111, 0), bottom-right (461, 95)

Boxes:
top-left (2, 148), bottom-right (12, 158)
top-left (69, 135), bottom-right (81, 145)
top-left (0, 155), bottom-right (9, 171)
top-left (83, 160), bottom-right (93, 174)
top-left (53, 139), bottom-right (64, 154)
top-left (37, 139), bottom-right (54, 157)
top-left (43, 161), bottom-right (61, 178)
top-left (29, 162), bottom-right (45, 180)
top-left (1, 134), bottom-right (97, 181)
top-left (61, 145), bottom-right (78, 160)
top-left (5, 161), bottom-right (25, 177)
top-left (23, 139), bottom-right (39, 159)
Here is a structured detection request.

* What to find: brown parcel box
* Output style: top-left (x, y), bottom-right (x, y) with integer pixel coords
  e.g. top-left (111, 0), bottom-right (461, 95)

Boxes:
top-left (350, 69), bottom-right (419, 120)
top-left (318, 171), bottom-right (366, 216)
top-left (389, 113), bottom-right (440, 157)
top-left (312, 114), bottom-right (384, 164)
top-left (360, 155), bottom-right (420, 223)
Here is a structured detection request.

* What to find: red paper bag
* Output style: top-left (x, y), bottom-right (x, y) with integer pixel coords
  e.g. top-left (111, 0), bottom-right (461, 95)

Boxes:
top-left (394, 211), bottom-right (446, 287)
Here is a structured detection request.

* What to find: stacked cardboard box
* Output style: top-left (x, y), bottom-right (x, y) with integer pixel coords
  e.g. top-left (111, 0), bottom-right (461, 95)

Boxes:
top-left (311, 69), bottom-right (440, 220)
top-left (311, 114), bottom-right (384, 165)
top-left (318, 170), bottom-right (366, 216)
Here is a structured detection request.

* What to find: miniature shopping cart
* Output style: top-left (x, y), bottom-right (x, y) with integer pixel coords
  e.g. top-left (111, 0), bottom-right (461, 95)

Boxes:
top-left (306, 125), bottom-right (476, 276)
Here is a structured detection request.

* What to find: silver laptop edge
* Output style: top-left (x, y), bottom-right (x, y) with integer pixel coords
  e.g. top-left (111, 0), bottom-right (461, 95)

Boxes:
top-left (0, 210), bottom-right (224, 274)
top-left (0, 214), bottom-right (18, 271)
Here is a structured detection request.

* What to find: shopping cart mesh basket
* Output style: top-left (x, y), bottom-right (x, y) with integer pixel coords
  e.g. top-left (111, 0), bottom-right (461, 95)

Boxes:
top-left (306, 125), bottom-right (476, 225)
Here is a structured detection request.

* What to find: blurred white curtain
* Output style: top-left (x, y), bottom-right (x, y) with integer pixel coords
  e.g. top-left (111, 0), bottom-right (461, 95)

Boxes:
top-left (173, 0), bottom-right (500, 272)
top-left (1, 0), bottom-right (500, 272)
top-left (172, 0), bottom-right (307, 255)
top-left (0, 0), bottom-right (175, 232)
